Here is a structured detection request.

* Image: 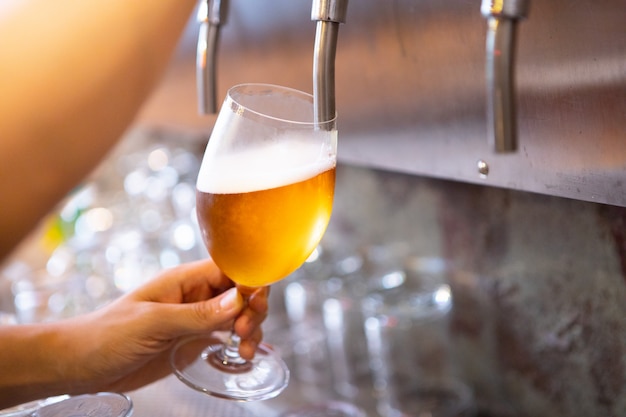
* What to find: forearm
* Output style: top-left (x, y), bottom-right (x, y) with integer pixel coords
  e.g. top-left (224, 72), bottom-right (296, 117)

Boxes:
top-left (0, 0), bottom-right (196, 260)
top-left (0, 322), bottom-right (79, 409)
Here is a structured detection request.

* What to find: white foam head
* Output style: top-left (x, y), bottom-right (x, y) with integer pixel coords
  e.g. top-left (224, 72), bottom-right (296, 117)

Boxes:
top-left (197, 136), bottom-right (336, 194)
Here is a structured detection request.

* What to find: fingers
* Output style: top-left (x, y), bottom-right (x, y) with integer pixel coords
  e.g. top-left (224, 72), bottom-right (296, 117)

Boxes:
top-left (247, 286), bottom-right (269, 314)
top-left (233, 286), bottom-right (268, 339)
top-left (177, 260), bottom-right (233, 303)
top-left (158, 287), bottom-right (244, 336)
top-left (131, 259), bottom-right (233, 304)
top-left (127, 263), bottom-right (269, 353)
top-left (239, 326), bottom-right (263, 360)
top-left (233, 286), bottom-right (268, 360)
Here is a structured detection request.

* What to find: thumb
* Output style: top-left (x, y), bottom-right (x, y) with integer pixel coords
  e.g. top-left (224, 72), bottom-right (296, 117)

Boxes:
top-left (162, 287), bottom-right (243, 336)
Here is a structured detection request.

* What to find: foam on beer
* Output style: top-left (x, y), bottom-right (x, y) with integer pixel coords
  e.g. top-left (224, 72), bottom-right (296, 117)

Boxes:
top-left (197, 139), bottom-right (336, 194)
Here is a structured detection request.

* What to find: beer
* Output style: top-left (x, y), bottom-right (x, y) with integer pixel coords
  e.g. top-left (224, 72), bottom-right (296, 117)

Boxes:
top-left (196, 141), bottom-right (336, 287)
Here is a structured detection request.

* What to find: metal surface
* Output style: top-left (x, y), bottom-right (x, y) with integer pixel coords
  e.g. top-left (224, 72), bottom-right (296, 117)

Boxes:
top-left (139, 0), bottom-right (626, 207)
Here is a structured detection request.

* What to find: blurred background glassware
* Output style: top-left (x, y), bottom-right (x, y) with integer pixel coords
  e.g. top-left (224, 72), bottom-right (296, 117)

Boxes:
top-left (292, 242), bottom-right (363, 398)
top-left (0, 131), bottom-right (207, 325)
top-left (261, 239), bottom-right (368, 413)
top-left (321, 241), bottom-right (413, 404)
top-left (261, 240), bottom-right (347, 403)
top-left (362, 256), bottom-right (476, 417)
top-left (280, 400), bottom-right (367, 417)
top-left (320, 251), bottom-right (369, 402)
top-left (0, 312), bottom-right (17, 326)
top-left (10, 266), bottom-right (89, 324)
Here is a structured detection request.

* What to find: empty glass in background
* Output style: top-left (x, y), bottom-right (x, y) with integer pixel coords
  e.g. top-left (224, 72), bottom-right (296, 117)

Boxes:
top-left (264, 241), bottom-right (369, 417)
top-left (0, 397), bottom-right (67, 417)
top-left (282, 246), bottom-right (337, 401)
top-left (267, 242), bottom-right (363, 402)
top-left (322, 242), bottom-right (413, 404)
top-left (31, 393), bottom-right (132, 417)
top-left (278, 241), bottom-right (413, 415)
top-left (362, 256), bottom-right (476, 417)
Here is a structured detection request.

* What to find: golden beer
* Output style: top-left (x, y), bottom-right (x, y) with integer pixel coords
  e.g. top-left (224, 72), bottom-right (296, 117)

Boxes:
top-left (197, 167), bottom-right (335, 287)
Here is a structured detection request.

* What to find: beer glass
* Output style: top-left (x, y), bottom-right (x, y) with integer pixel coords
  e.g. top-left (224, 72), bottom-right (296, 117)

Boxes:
top-left (170, 83), bottom-right (338, 401)
top-left (363, 256), bottom-right (476, 417)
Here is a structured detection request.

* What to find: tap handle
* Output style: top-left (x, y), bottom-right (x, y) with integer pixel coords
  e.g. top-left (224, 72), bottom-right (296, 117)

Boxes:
top-left (197, 0), bottom-right (228, 115)
top-left (481, 0), bottom-right (529, 153)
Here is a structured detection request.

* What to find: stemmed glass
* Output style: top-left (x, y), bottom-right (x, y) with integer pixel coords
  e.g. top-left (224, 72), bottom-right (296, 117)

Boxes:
top-left (170, 83), bottom-right (338, 401)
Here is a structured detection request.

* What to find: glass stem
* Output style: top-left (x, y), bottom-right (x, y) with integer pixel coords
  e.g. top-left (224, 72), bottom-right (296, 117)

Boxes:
top-left (208, 330), bottom-right (253, 373)
top-left (220, 331), bottom-right (247, 366)
top-left (207, 288), bottom-right (255, 373)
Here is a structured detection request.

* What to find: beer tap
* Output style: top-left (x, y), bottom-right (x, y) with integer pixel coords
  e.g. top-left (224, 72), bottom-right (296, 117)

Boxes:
top-left (311, 0), bottom-right (348, 126)
top-left (196, 0), bottom-right (228, 114)
top-left (481, 0), bottom-right (529, 153)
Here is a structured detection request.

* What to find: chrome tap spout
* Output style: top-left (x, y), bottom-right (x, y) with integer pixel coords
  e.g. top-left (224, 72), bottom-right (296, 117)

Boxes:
top-left (311, 0), bottom-right (348, 126)
top-left (197, 0), bottom-right (228, 115)
top-left (482, 0), bottom-right (529, 153)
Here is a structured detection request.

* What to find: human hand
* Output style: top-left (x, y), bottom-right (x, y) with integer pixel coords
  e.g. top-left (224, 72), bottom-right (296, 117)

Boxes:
top-left (54, 259), bottom-right (268, 395)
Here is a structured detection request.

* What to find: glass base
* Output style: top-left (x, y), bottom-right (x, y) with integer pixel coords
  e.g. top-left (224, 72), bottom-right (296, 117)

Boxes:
top-left (171, 334), bottom-right (289, 401)
top-left (33, 393), bottom-right (132, 417)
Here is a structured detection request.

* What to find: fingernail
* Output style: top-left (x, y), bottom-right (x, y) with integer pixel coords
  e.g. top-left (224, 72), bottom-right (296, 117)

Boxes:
top-left (219, 288), bottom-right (239, 310)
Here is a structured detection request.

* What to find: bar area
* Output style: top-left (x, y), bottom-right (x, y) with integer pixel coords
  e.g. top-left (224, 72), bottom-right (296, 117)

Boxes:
top-left (1, 0), bottom-right (624, 416)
